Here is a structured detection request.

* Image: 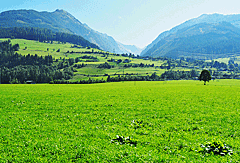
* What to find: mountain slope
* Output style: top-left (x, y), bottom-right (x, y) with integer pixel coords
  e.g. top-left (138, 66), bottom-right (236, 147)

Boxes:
top-left (0, 9), bottom-right (141, 54)
top-left (141, 13), bottom-right (240, 59)
top-left (0, 27), bottom-right (99, 49)
top-left (117, 42), bottom-right (142, 55)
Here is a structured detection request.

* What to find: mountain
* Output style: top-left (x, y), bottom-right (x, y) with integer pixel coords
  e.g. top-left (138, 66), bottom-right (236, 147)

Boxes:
top-left (0, 9), bottom-right (141, 54)
top-left (117, 42), bottom-right (142, 55)
top-left (141, 13), bottom-right (240, 59)
top-left (0, 27), bottom-right (100, 49)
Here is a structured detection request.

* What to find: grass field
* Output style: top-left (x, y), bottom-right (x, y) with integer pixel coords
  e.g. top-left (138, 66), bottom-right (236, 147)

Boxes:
top-left (0, 79), bottom-right (239, 162)
top-left (206, 56), bottom-right (240, 65)
top-left (0, 38), bottom-right (172, 81)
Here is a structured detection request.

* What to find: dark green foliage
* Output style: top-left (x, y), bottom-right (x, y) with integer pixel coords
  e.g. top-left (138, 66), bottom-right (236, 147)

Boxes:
top-left (73, 63), bottom-right (86, 69)
top-left (111, 135), bottom-right (137, 147)
top-left (0, 40), bottom-right (74, 83)
top-left (124, 63), bottom-right (154, 68)
top-left (199, 69), bottom-right (211, 85)
top-left (12, 43), bottom-right (19, 51)
top-left (80, 55), bottom-right (98, 62)
top-left (97, 62), bottom-right (114, 69)
top-left (160, 70), bottom-right (199, 80)
top-left (0, 27), bottom-right (99, 49)
top-left (212, 60), bottom-right (228, 69)
top-left (64, 69), bottom-right (200, 84)
top-left (53, 78), bottom-right (106, 84)
top-left (1, 65), bottom-right (73, 84)
top-left (199, 141), bottom-right (233, 156)
top-left (131, 119), bottom-right (144, 129)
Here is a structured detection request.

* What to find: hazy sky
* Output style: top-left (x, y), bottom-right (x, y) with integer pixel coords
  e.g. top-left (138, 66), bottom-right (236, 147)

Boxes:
top-left (1, 0), bottom-right (240, 48)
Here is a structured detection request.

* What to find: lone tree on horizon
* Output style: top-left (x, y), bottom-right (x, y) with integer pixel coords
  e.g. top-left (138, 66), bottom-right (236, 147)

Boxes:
top-left (199, 69), bottom-right (211, 85)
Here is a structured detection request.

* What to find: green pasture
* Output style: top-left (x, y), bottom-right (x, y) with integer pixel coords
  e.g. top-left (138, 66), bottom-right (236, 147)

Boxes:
top-left (72, 66), bottom-right (166, 81)
top-left (0, 79), bottom-right (239, 162)
top-left (207, 56), bottom-right (240, 65)
top-left (0, 38), bottom-right (105, 59)
top-left (2, 38), bottom-right (166, 66)
top-left (1, 38), bottom-right (197, 82)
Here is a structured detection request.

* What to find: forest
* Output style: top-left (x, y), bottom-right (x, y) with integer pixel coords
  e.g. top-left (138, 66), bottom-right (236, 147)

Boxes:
top-left (0, 27), bottom-right (99, 49)
top-left (0, 40), bottom-right (74, 84)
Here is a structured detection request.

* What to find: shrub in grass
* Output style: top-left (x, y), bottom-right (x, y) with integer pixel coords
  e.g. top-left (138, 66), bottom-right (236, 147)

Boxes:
top-left (111, 135), bottom-right (137, 146)
top-left (199, 141), bottom-right (233, 156)
top-left (131, 119), bottom-right (144, 129)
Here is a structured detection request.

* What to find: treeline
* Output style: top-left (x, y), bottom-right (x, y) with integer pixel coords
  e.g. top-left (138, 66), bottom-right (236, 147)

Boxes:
top-left (104, 70), bottom-right (198, 83)
top-left (97, 62), bottom-right (114, 69)
top-left (189, 59), bottom-right (228, 69)
top-left (52, 78), bottom-right (106, 84)
top-left (52, 70), bottom-right (200, 84)
top-left (0, 40), bottom-right (75, 83)
top-left (0, 41), bottom-right (54, 68)
top-left (106, 70), bottom-right (199, 82)
top-left (0, 27), bottom-right (99, 49)
top-left (1, 65), bottom-right (73, 84)
top-left (160, 70), bottom-right (199, 80)
top-left (124, 63), bottom-right (155, 68)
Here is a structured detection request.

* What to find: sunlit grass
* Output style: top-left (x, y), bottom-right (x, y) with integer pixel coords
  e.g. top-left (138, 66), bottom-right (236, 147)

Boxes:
top-left (0, 79), bottom-right (239, 162)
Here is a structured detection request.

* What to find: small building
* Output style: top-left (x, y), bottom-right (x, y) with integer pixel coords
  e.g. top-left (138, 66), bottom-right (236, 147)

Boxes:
top-left (26, 80), bottom-right (34, 84)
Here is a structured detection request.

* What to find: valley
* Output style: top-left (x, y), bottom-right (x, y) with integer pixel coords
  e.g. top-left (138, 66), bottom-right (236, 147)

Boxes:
top-left (1, 38), bottom-right (239, 84)
top-left (1, 8), bottom-right (240, 162)
top-left (0, 38), bottom-right (165, 83)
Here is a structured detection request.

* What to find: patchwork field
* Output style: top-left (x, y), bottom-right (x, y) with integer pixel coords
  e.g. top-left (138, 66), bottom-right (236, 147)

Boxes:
top-left (0, 80), bottom-right (239, 162)
top-left (1, 38), bottom-right (169, 81)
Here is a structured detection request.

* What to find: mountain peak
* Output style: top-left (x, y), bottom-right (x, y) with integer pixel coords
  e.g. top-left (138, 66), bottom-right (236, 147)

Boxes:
top-left (0, 9), bottom-right (141, 54)
top-left (54, 9), bottom-right (68, 14)
top-left (55, 9), bottom-right (64, 12)
top-left (141, 13), bottom-right (240, 58)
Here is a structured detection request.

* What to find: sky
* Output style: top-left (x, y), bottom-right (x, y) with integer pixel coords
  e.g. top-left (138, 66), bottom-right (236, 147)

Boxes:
top-left (1, 0), bottom-right (240, 48)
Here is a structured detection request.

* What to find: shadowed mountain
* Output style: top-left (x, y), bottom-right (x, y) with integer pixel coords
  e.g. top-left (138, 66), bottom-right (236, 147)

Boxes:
top-left (141, 13), bottom-right (240, 59)
top-left (0, 9), bottom-right (141, 54)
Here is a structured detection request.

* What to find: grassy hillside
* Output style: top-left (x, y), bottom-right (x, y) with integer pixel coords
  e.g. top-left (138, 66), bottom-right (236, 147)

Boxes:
top-left (0, 9), bottom-right (139, 54)
top-left (211, 56), bottom-right (240, 65)
top-left (2, 38), bottom-right (239, 83)
top-left (1, 39), bottom-right (170, 81)
top-left (0, 80), bottom-right (239, 162)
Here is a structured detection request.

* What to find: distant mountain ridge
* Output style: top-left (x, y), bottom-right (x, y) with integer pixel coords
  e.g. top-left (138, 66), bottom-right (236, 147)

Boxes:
top-left (0, 9), bottom-right (141, 55)
top-left (141, 13), bottom-right (240, 59)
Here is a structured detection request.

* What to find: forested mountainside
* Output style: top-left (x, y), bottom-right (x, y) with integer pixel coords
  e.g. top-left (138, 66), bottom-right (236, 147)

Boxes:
top-left (141, 14), bottom-right (240, 59)
top-left (0, 9), bottom-right (141, 54)
top-left (0, 27), bottom-right (99, 49)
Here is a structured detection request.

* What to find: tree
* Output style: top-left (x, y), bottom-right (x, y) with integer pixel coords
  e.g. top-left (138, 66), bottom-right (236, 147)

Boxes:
top-left (199, 69), bottom-right (211, 85)
top-left (12, 44), bottom-right (20, 51)
top-left (190, 69), bottom-right (199, 78)
top-left (229, 64), bottom-right (235, 70)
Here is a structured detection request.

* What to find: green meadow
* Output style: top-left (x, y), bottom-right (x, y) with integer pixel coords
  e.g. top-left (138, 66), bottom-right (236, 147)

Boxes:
top-left (1, 39), bottom-right (170, 81)
top-left (0, 80), bottom-right (239, 162)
